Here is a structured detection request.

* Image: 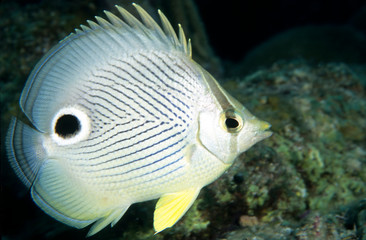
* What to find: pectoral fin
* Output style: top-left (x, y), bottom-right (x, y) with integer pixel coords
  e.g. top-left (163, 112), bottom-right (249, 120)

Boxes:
top-left (154, 188), bottom-right (200, 233)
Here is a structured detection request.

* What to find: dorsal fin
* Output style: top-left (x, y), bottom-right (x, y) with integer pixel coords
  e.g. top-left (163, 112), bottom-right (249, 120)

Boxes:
top-left (84, 3), bottom-right (190, 56)
top-left (20, 4), bottom-right (192, 132)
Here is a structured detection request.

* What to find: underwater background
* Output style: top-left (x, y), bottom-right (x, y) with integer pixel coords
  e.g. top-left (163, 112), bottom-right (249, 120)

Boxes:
top-left (0, 0), bottom-right (365, 239)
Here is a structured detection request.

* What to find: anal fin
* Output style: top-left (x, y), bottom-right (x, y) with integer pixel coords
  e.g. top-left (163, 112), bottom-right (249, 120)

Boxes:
top-left (31, 159), bottom-right (129, 236)
top-left (86, 206), bottom-right (129, 237)
top-left (154, 188), bottom-right (200, 233)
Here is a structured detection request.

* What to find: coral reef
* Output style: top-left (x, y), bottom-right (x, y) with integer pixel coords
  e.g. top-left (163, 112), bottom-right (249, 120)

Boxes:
top-left (216, 60), bottom-right (366, 240)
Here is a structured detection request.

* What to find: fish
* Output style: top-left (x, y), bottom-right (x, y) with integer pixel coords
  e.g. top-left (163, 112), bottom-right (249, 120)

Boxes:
top-left (6, 3), bottom-right (272, 236)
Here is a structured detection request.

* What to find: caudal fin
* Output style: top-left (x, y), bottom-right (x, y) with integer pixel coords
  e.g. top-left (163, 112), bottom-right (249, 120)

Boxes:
top-left (6, 118), bottom-right (46, 188)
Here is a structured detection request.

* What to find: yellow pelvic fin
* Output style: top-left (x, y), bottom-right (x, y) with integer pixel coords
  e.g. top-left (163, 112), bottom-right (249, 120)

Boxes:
top-left (154, 188), bottom-right (200, 233)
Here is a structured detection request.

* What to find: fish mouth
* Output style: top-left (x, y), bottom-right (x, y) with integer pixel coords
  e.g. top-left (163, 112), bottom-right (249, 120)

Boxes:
top-left (250, 119), bottom-right (273, 143)
top-left (257, 120), bottom-right (271, 132)
top-left (260, 130), bottom-right (273, 139)
top-left (259, 121), bottom-right (273, 138)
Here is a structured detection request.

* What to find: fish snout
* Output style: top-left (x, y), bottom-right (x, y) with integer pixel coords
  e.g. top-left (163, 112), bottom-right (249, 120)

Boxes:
top-left (237, 117), bottom-right (272, 154)
top-left (249, 118), bottom-right (273, 141)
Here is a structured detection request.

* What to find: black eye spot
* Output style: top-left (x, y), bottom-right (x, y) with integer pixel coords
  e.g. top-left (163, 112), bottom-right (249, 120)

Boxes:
top-left (225, 117), bottom-right (239, 129)
top-left (54, 114), bottom-right (81, 138)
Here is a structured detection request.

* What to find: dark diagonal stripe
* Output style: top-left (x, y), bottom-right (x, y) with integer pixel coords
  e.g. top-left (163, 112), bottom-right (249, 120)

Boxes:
top-left (77, 121), bottom-right (181, 164)
top-left (139, 53), bottom-right (195, 95)
top-left (108, 156), bottom-right (184, 186)
top-left (131, 55), bottom-right (192, 99)
top-left (94, 72), bottom-right (167, 120)
top-left (74, 121), bottom-right (167, 155)
top-left (86, 80), bottom-right (153, 118)
top-left (97, 138), bottom-right (185, 175)
top-left (106, 64), bottom-right (189, 121)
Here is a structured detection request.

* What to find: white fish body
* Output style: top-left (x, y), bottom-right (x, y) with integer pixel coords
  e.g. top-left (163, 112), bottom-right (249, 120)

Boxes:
top-left (6, 4), bottom-right (271, 236)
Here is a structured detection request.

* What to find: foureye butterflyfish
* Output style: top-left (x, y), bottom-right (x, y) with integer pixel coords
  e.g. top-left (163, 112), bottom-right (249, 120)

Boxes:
top-left (6, 4), bottom-right (272, 236)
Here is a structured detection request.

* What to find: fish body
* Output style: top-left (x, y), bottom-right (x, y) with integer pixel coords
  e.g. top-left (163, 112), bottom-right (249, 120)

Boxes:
top-left (6, 4), bottom-right (271, 236)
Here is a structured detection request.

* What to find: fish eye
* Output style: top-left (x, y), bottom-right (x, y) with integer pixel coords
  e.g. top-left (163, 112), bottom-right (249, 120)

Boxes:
top-left (51, 107), bottom-right (90, 145)
top-left (220, 110), bottom-right (243, 133)
top-left (225, 117), bottom-right (239, 129)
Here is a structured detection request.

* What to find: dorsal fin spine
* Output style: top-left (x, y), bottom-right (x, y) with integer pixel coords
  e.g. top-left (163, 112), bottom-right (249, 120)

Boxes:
top-left (178, 24), bottom-right (187, 55)
top-left (157, 9), bottom-right (180, 48)
top-left (95, 16), bottom-right (111, 28)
